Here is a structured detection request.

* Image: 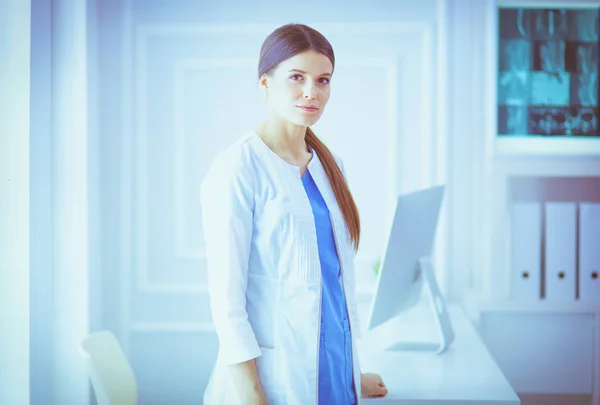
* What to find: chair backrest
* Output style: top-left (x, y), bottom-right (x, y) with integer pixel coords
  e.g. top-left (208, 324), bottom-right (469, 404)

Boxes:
top-left (79, 331), bottom-right (137, 405)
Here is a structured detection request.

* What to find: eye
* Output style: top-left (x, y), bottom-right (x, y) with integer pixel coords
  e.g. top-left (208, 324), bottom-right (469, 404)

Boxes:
top-left (290, 74), bottom-right (303, 81)
top-left (319, 77), bottom-right (330, 85)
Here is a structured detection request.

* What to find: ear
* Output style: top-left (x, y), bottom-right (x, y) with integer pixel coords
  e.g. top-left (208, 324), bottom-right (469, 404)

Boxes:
top-left (262, 73), bottom-right (274, 89)
top-left (259, 74), bottom-right (269, 98)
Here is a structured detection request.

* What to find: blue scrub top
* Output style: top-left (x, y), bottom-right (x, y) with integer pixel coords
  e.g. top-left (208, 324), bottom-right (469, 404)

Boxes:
top-left (301, 168), bottom-right (357, 405)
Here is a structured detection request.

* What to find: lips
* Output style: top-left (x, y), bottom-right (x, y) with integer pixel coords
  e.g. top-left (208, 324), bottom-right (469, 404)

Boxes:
top-left (297, 105), bottom-right (318, 111)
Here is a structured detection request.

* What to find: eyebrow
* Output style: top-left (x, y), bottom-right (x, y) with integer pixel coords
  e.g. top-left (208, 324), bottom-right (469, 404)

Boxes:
top-left (288, 69), bottom-right (332, 77)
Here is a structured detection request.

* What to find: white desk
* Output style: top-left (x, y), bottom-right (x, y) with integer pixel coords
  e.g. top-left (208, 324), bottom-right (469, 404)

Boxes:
top-left (357, 304), bottom-right (520, 405)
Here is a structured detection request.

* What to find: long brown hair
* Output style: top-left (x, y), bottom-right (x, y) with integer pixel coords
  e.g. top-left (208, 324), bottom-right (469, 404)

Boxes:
top-left (258, 23), bottom-right (361, 251)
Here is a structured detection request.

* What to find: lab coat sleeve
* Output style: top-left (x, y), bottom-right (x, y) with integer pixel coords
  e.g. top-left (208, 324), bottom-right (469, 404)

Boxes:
top-left (335, 155), bottom-right (363, 340)
top-left (200, 153), bottom-right (262, 365)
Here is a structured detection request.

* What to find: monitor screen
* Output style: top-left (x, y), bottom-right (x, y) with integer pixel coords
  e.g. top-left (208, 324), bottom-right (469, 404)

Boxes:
top-left (366, 185), bottom-right (445, 331)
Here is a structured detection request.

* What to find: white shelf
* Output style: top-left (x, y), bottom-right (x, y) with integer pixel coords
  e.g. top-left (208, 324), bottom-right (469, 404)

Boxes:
top-left (462, 288), bottom-right (600, 320)
top-left (492, 155), bottom-right (600, 177)
top-left (495, 136), bottom-right (600, 157)
top-left (498, 0), bottom-right (600, 8)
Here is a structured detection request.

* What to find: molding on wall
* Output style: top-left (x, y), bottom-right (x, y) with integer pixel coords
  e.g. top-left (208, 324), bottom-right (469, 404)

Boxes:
top-left (594, 312), bottom-right (599, 405)
top-left (135, 22), bottom-right (432, 37)
top-left (120, 0), bottom-right (134, 354)
top-left (139, 283), bottom-right (210, 294)
top-left (173, 57), bottom-right (256, 262)
top-left (498, 0), bottom-right (600, 7)
top-left (133, 21), bottom-right (442, 295)
top-left (130, 322), bottom-right (215, 333)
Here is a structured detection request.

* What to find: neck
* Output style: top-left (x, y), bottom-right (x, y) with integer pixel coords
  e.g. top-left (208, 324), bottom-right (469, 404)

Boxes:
top-left (257, 116), bottom-right (310, 160)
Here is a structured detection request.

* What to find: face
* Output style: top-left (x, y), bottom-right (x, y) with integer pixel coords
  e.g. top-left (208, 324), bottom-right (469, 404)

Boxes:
top-left (260, 50), bottom-right (333, 127)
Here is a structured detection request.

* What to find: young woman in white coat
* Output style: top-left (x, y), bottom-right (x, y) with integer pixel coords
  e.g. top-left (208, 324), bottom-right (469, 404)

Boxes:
top-left (201, 23), bottom-right (388, 405)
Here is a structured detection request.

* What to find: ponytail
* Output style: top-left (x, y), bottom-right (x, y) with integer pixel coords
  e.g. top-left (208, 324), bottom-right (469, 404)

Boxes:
top-left (305, 128), bottom-right (361, 251)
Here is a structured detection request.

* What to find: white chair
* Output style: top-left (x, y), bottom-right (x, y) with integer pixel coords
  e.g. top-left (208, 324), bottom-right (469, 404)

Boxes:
top-left (79, 330), bottom-right (138, 405)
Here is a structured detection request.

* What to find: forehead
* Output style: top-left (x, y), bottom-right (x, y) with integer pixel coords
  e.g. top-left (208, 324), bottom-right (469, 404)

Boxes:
top-left (276, 50), bottom-right (333, 75)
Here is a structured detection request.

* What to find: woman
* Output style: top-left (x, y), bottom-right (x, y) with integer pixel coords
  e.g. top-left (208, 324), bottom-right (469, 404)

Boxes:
top-left (201, 23), bottom-right (388, 405)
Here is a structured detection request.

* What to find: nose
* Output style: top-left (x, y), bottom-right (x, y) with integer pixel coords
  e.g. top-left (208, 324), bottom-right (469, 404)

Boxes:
top-left (303, 82), bottom-right (316, 100)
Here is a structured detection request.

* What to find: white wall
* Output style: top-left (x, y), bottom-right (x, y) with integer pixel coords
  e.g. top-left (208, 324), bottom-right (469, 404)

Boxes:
top-left (0, 1), bottom-right (31, 404)
top-left (3, 1), bottom-right (503, 403)
top-left (444, 0), bottom-right (497, 301)
top-left (30, 0), bottom-right (54, 402)
top-left (98, 1), bottom-right (455, 403)
top-left (50, 0), bottom-right (91, 404)
top-left (5, 1), bottom-right (95, 404)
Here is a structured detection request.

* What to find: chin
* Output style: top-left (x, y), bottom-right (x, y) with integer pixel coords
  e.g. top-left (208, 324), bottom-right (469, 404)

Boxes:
top-left (279, 109), bottom-right (322, 127)
top-left (303, 119), bottom-right (320, 127)
top-left (293, 115), bottom-right (321, 127)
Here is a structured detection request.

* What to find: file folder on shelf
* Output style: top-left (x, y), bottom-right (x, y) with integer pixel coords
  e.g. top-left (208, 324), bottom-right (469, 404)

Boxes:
top-left (510, 203), bottom-right (542, 300)
top-left (545, 202), bottom-right (577, 301)
top-left (579, 203), bottom-right (600, 301)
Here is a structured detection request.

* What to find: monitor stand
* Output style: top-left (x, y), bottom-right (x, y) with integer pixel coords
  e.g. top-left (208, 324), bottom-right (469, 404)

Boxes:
top-left (385, 256), bottom-right (455, 354)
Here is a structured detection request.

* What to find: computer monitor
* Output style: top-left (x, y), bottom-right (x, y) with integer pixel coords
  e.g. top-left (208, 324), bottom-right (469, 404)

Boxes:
top-left (365, 184), bottom-right (454, 354)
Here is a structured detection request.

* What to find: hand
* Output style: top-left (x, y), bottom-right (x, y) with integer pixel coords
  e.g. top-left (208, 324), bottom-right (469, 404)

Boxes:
top-left (229, 359), bottom-right (268, 405)
top-left (238, 387), bottom-right (268, 405)
top-left (361, 372), bottom-right (388, 398)
top-left (248, 390), bottom-right (268, 405)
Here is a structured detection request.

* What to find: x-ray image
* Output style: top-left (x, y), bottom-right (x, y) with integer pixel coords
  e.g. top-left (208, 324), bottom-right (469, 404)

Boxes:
top-left (529, 106), bottom-right (598, 136)
top-left (571, 74), bottom-right (598, 106)
top-left (533, 40), bottom-right (565, 72)
top-left (499, 39), bottom-right (531, 71)
top-left (498, 106), bottom-right (528, 135)
top-left (498, 7), bottom-right (600, 137)
top-left (530, 71), bottom-right (569, 105)
top-left (532, 9), bottom-right (568, 40)
top-left (569, 10), bottom-right (598, 41)
top-left (499, 71), bottom-right (529, 106)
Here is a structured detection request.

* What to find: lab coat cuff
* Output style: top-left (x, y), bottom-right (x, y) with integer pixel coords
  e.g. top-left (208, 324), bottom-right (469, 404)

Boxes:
top-left (219, 338), bottom-right (262, 366)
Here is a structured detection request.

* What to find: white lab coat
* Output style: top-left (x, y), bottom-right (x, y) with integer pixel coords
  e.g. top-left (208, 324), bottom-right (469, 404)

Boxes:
top-left (200, 131), bottom-right (362, 405)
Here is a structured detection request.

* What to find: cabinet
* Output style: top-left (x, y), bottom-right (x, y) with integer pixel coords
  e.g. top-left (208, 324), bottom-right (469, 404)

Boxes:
top-left (467, 2), bottom-right (600, 405)
top-left (463, 295), bottom-right (599, 405)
